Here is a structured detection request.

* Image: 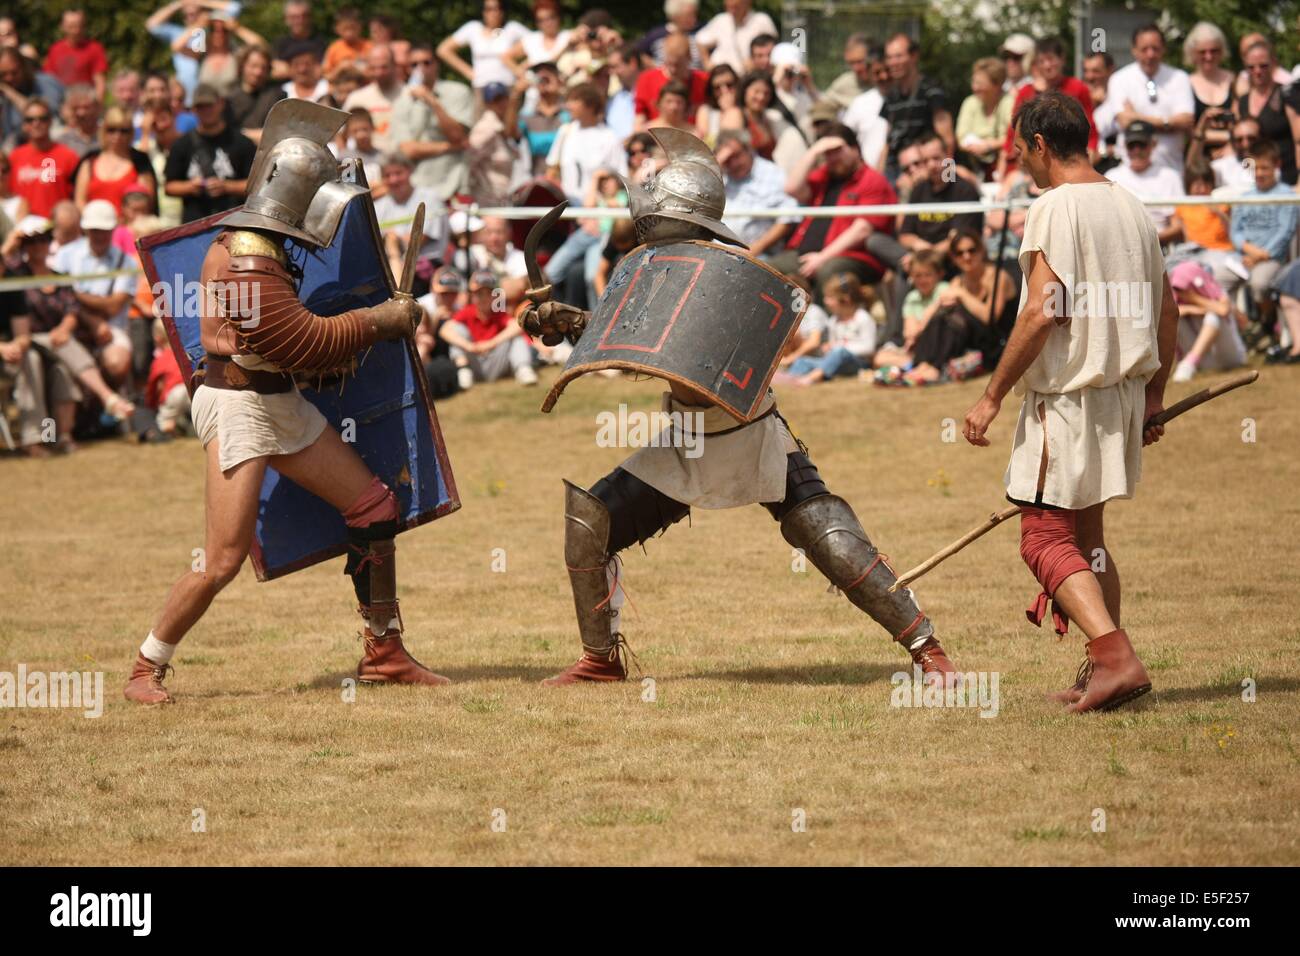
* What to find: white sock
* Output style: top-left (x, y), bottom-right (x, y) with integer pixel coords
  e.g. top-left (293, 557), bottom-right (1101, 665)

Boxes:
top-left (140, 632), bottom-right (176, 665)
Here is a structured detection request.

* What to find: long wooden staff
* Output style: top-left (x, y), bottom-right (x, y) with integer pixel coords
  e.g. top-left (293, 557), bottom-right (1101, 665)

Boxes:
top-left (888, 370), bottom-right (1259, 592)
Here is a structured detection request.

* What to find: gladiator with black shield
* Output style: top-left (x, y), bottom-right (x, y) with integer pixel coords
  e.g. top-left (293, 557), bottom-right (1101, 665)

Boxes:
top-left (520, 129), bottom-right (959, 686)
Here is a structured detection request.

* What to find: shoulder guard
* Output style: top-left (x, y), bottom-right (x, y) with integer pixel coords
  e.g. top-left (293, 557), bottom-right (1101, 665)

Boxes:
top-left (226, 229), bottom-right (288, 267)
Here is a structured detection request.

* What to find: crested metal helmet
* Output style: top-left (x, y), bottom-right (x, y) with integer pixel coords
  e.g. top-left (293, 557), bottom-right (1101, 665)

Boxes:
top-left (622, 128), bottom-right (747, 249)
top-left (222, 100), bottom-right (368, 247)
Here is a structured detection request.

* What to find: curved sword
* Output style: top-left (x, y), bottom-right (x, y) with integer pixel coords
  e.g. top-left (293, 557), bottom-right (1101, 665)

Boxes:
top-left (523, 199), bottom-right (568, 304)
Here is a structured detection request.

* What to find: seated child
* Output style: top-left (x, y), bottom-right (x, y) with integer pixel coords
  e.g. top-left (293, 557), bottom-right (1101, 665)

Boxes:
top-left (780, 274), bottom-right (879, 386)
top-left (872, 248), bottom-right (948, 384)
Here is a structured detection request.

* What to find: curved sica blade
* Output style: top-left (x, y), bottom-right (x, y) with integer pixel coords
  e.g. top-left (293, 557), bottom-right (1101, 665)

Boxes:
top-left (524, 199), bottom-right (568, 293)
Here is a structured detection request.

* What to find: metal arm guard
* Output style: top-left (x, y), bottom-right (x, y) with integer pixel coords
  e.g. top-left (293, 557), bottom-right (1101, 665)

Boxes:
top-left (780, 494), bottom-right (934, 649)
top-left (563, 480), bottom-right (618, 656)
top-left (212, 232), bottom-right (393, 374)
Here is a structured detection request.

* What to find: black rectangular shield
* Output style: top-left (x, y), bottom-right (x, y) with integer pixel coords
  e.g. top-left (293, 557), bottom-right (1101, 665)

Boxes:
top-left (137, 196), bottom-right (459, 581)
top-left (540, 240), bottom-right (806, 422)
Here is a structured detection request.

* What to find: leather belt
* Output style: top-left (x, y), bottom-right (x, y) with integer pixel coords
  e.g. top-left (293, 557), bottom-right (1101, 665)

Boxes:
top-left (199, 354), bottom-right (294, 394)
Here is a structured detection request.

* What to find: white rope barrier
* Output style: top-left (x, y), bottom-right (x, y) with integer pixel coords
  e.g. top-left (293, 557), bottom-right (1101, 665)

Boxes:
top-left (4, 192), bottom-right (1297, 293)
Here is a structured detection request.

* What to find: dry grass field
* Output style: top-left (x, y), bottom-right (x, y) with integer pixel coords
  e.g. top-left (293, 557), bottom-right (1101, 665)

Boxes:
top-left (2, 363), bottom-right (1297, 866)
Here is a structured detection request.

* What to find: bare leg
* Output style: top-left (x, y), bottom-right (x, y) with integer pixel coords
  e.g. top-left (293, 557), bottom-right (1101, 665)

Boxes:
top-left (873, 346), bottom-right (912, 368)
top-left (1031, 403), bottom-right (1115, 640)
top-left (1182, 316), bottom-right (1221, 366)
top-left (75, 364), bottom-right (127, 407)
top-left (1049, 571), bottom-right (1116, 641)
top-left (99, 345), bottom-right (131, 388)
top-left (1075, 501), bottom-right (1119, 627)
top-left (151, 439), bottom-right (267, 644)
top-left (271, 425), bottom-right (450, 686)
top-left (267, 425), bottom-right (374, 510)
top-left (53, 401), bottom-right (76, 445)
top-left (1278, 295), bottom-right (1300, 356)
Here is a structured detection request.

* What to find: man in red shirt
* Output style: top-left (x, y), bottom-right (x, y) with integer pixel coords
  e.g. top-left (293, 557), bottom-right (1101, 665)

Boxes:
top-left (998, 36), bottom-right (1097, 176)
top-left (634, 33), bottom-right (708, 125)
top-left (440, 270), bottom-right (538, 387)
top-left (768, 122), bottom-right (899, 291)
top-left (42, 9), bottom-right (108, 101)
top-left (8, 100), bottom-right (80, 216)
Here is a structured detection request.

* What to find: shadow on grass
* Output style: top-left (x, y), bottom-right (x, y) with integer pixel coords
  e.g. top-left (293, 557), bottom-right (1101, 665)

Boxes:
top-left (683, 661), bottom-right (901, 685)
top-left (301, 664), bottom-right (560, 689)
top-left (1152, 676), bottom-right (1300, 705)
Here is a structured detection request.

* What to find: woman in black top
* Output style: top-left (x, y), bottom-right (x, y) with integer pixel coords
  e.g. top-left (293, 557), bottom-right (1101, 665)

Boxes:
top-left (908, 227), bottom-right (1016, 383)
top-left (1185, 22), bottom-right (1234, 124)
top-left (1235, 39), bottom-right (1300, 185)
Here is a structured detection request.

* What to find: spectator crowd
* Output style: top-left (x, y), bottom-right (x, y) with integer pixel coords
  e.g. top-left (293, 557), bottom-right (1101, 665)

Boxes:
top-left (3, 1), bottom-right (1299, 459)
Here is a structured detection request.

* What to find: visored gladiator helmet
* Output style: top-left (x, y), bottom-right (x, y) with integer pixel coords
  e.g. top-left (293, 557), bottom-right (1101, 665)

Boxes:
top-left (222, 100), bottom-right (368, 247)
top-left (622, 128), bottom-right (747, 249)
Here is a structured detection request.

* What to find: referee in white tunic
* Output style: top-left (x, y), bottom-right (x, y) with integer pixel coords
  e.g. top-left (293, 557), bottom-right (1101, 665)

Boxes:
top-left (963, 91), bottom-right (1180, 714)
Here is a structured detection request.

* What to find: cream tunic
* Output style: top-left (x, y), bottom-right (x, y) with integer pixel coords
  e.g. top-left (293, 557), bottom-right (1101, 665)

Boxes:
top-left (622, 390), bottom-right (799, 509)
top-left (1005, 181), bottom-right (1165, 509)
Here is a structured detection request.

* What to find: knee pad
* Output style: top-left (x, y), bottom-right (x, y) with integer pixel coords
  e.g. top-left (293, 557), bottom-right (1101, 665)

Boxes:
top-left (1019, 507), bottom-right (1090, 596)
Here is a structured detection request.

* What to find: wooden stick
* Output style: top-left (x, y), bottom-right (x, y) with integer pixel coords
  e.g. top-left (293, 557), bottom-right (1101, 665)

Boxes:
top-left (1147, 369), bottom-right (1258, 427)
top-left (888, 369), bottom-right (1261, 592)
top-left (889, 506), bottom-right (1021, 592)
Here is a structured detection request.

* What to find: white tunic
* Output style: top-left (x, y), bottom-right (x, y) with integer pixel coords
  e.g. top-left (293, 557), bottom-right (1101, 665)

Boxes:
top-left (1004, 181), bottom-right (1165, 510)
top-left (622, 390), bottom-right (799, 509)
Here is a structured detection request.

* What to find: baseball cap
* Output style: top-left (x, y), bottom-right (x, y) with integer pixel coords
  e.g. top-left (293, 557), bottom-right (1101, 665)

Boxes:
top-left (191, 83), bottom-right (222, 106)
top-left (482, 82), bottom-right (510, 103)
top-left (432, 267), bottom-right (465, 292)
top-left (80, 199), bottom-right (118, 232)
top-left (1125, 119), bottom-right (1156, 144)
top-left (1001, 34), bottom-right (1034, 58)
top-left (469, 269), bottom-right (498, 290)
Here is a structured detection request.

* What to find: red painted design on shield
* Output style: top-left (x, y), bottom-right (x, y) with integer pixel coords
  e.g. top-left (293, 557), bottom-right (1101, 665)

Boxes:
top-left (596, 255), bottom-right (706, 353)
top-left (761, 292), bottom-right (784, 330)
top-left (723, 367), bottom-right (753, 389)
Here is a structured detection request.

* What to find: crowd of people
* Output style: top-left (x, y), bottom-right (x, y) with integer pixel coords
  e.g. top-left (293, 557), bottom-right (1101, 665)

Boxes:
top-left (2, 2), bottom-right (1298, 458)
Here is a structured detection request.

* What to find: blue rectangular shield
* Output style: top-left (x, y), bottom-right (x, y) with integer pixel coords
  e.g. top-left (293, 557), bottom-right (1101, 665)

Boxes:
top-left (138, 196), bottom-right (459, 581)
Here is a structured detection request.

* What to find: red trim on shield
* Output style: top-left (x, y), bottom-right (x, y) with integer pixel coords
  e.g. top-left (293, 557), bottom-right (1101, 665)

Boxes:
top-left (596, 255), bottom-right (705, 354)
top-left (722, 367), bottom-right (753, 389)
top-left (761, 292), bottom-right (784, 330)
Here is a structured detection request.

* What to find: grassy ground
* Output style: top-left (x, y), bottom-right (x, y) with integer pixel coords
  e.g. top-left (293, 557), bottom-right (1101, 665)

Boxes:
top-left (2, 364), bottom-right (1298, 866)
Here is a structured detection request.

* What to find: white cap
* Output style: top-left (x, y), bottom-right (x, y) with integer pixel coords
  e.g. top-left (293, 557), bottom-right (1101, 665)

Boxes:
top-left (1002, 33), bottom-right (1034, 56)
top-left (15, 214), bottom-right (53, 238)
top-left (80, 199), bottom-right (119, 232)
top-left (771, 42), bottom-right (804, 68)
top-left (449, 210), bottom-right (485, 235)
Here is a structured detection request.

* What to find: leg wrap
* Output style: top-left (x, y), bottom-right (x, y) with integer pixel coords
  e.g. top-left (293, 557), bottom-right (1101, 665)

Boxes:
top-left (343, 477), bottom-right (400, 630)
top-left (1019, 506), bottom-right (1091, 636)
top-left (764, 452), bottom-right (830, 521)
top-left (780, 493), bottom-right (934, 649)
top-left (564, 480), bottom-right (620, 656)
top-left (589, 467), bottom-right (690, 554)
